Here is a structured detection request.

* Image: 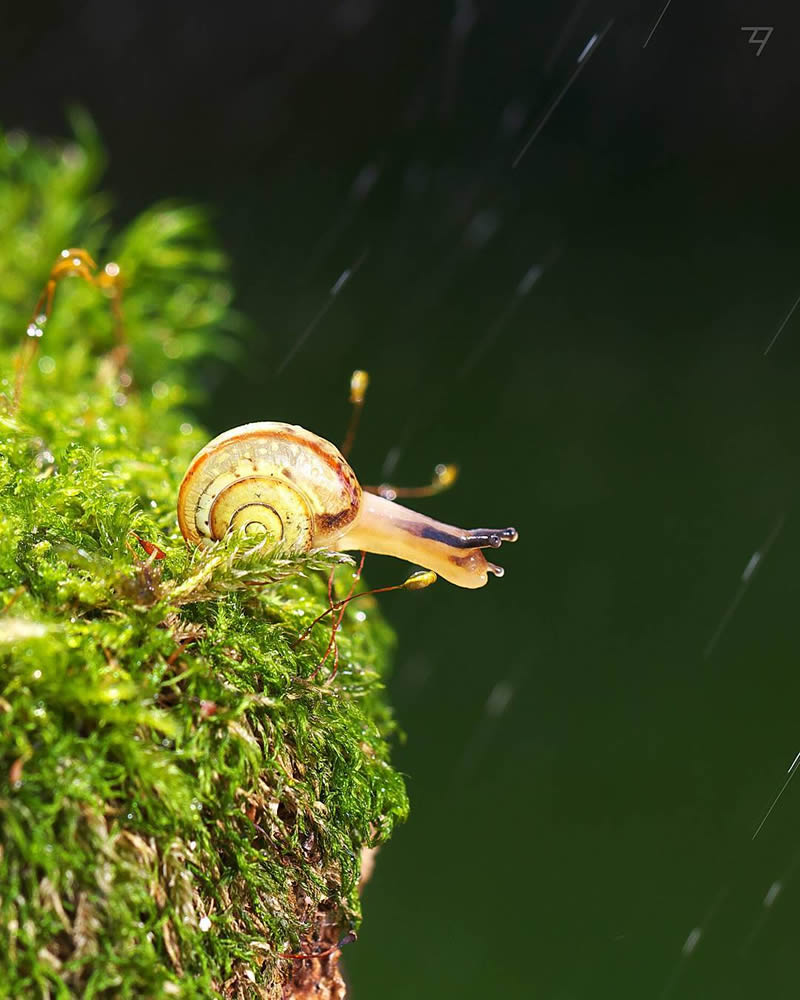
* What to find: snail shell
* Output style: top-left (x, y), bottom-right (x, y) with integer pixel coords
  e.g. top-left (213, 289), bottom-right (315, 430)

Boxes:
top-left (177, 422), bottom-right (360, 549)
top-left (177, 422), bottom-right (517, 588)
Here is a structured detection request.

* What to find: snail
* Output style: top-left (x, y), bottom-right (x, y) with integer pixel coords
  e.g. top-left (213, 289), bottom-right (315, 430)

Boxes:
top-left (177, 422), bottom-right (517, 588)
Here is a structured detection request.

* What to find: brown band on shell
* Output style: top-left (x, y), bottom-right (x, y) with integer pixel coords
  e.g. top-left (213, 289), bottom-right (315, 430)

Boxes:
top-left (315, 506), bottom-right (357, 535)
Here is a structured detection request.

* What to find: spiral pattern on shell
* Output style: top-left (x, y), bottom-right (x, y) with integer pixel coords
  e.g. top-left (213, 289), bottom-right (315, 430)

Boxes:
top-left (177, 422), bottom-right (362, 550)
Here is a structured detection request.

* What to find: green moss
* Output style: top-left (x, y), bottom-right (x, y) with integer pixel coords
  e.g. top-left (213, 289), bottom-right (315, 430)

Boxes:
top-left (0, 121), bottom-right (407, 999)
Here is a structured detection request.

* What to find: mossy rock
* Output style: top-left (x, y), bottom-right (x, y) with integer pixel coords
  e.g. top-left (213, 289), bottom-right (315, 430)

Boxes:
top-left (0, 120), bottom-right (407, 999)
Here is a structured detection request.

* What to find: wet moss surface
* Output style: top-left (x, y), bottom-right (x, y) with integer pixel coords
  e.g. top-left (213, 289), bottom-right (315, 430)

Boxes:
top-left (0, 122), bottom-right (407, 999)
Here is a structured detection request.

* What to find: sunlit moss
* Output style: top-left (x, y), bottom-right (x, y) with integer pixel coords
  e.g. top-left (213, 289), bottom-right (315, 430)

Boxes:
top-left (0, 122), bottom-right (407, 999)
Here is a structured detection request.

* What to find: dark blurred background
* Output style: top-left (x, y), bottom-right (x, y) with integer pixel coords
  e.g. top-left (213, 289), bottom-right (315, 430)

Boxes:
top-left (5, 1), bottom-right (800, 996)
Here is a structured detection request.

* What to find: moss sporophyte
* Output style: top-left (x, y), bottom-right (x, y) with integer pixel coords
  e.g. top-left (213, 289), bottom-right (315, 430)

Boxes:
top-left (0, 122), bottom-right (517, 998)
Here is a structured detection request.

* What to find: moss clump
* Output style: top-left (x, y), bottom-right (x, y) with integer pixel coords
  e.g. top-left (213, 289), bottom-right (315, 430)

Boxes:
top-left (0, 120), bottom-right (407, 999)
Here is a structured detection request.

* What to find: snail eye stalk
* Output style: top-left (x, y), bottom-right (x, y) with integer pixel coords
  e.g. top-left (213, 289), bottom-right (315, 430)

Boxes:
top-left (13, 248), bottom-right (125, 413)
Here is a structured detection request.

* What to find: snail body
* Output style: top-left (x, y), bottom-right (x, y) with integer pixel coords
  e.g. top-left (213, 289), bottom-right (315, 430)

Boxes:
top-left (177, 422), bottom-right (517, 588)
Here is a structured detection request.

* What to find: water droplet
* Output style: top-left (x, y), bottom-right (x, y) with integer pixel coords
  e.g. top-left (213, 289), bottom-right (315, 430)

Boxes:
top-left (682, 927), bottom-right (702, 956)
top-left (764, 881), bottom-right (782, 907)
top-left (35, 448), bottom-right (56, 471)
top-left (517, 266), bottom-right (542, 297)
top-left (163, 340), bottom-right (183, 359)
top-left (38, 356), bottom-right (56, 375)
top-left (180, 422), bottom-right (193, 436)
top-left (577, 33), bottom-right (599, 64)
top-left (199, 916), bottom-right (211, 932)
top-left (486, 681), bottom-right (513, 717)
top-left (331, 269), bottom-right (352, 296)
top-left (742, 551), bottom-right (761, 583)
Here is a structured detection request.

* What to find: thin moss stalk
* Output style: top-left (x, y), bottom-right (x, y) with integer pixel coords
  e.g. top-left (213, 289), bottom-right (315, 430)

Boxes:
top-left (0, 120), bottom-right (408, 999)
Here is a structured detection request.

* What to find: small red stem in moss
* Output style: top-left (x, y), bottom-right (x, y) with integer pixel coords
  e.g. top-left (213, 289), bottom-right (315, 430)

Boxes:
top-left (1, 587), bottom-right (26, 615)
top-left (307, 551), bottom-right (366, 682)
top-left (167, 638), bottom-right (196, 666)
top-left (133, 534), bottom-right (166, 560)
top-left (9, 756), bottom-right (25, 784)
